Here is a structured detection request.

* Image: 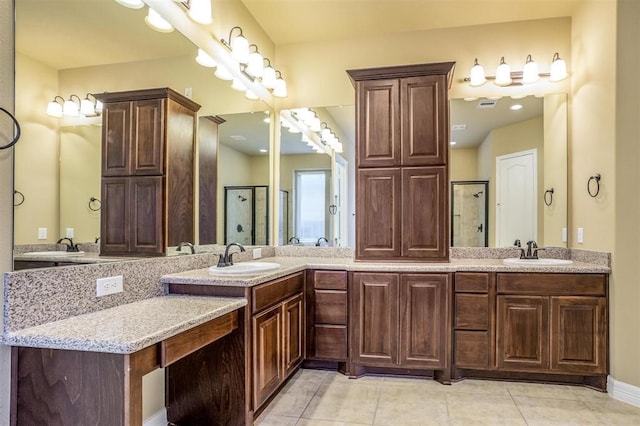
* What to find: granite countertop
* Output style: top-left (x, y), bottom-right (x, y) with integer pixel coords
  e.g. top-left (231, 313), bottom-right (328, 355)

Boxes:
top-left (13, 252), bottom-right (128, 264)
top-left (160, 256), bottom-right (610, 288)
top-left (2, 295), bottom-right (247, 354)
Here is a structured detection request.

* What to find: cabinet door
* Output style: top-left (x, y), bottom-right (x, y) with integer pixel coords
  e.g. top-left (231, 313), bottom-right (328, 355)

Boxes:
top-left (130, 176), bottom-right (164, 255)
top-left (283, 293), bottom-right (304, 376)
top-left (497, 296), bottom-right (549, 371)
top-left (356, 168), bottom-right (401, 259)
top-left (551, 296), bottom-right (607, 374)
top-left (101, 177), bottom-right (130, 254)
top-left (350, 273), bottom-right (399, 366)
top-left (131, 98), bottom-right (165, 175)
top-left (401, 75), bottom-right (448, 166)
top-left (102, 102), bottom-right (131, 177)
top-left (399, 274), bottom-right (449, 368)
top-left (253, 304), bottom-right (283, 409)
top-left (356, 79), bottom-right (400, 167)
top-left (401, 166), bottom-right (448, 260)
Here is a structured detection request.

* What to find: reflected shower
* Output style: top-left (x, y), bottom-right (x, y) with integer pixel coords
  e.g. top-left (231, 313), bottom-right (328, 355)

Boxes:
top-left (473, 191), bottom-right (484, 198)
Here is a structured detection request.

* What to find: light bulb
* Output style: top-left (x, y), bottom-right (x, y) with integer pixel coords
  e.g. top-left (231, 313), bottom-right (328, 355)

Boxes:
top-left (46, 99), bottom-right (63, 118)
top-left (195, 49), bottom-right (217, 68)
top-left (522, 54), bottom-right (539, 84)
top-left (549, 52), bottom-right (568, 82)
top-left (62, 97), bottom-right (79, 117)
top-left (145, 8), bottom-right (174, 33)
top-left (246, 51), bottom-right (264, 77)
top-left (273, 77), bottom-right (287, 98)
top-left (188, 0), bottom-right (212, 25)
top-left (494, 57), bottom-right (512, 86)
top-left (469, 58), bottom-right (486, 87)
top-left (80, 97), bottom-right (96, 116)
top-left (261, 65), bottom-right (276, 89)
top-left (231, 34), bottom-right (250, 64)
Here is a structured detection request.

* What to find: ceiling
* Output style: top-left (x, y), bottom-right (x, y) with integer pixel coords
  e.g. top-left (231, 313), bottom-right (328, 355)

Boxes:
top-left (15, 0), bottom-right (565, 154)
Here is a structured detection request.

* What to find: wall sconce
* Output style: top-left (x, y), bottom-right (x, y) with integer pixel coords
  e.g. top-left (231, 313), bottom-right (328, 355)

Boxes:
top-left (465, 52), bottom-right (568, 87)
top-left (46, 96), bottom-right (65, 118)
top-left (80, 93), bottom-right (102, 116)
top-left (47, 94), bottom-right (102, 118)
top-left (63, 94), bottom-right (81, 117)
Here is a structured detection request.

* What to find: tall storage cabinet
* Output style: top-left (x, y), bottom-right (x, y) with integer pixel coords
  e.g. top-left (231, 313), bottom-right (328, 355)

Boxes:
top-left (97, 88), bottom-right (201, 256)
top-left (347, 63), bottom-right (455, 262)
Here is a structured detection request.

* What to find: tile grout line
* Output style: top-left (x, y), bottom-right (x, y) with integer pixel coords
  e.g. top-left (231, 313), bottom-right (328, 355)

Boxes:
top-left (507, 388), bottom-right (531, 426)
top-left (295, 370), bottom-right (333, 424)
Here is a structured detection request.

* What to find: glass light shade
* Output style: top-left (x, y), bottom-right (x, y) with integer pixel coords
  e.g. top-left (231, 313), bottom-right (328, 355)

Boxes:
top-left (549, 53), bottom-right (568, 82)
top-left (46, 100), bottom-right (63, 118)
top-left (494, 57), bottom-right (512, 86)
top-left (80, 98), bottom-right (96, 116)
top-left (310, 117), bottom-right (321, 132)
top-left (214, 64), bottom-right (234, 81)
top-left (334, 142), bottom-right (344, 153)
top-left (287, 125), bottom-right (301, 134)
top-left (95, 100), bottom-right (103, 113)
top-left (231, 78), bottom-right (246, 91)
top-left (145, 8), bottom-right (174, 33)
top-left (245, 51), bottom-right (264, 77)
top-left (245, 89), bottom-right (259, 100)
top-left (114, 0), bottom-right (144, 9)
top-left (522, 55), bottom-right (539, 84)
top-left (188, 0), bottom-right (212, 25)
top-left (231, 35), bottom-right (250, 64)
top-left (280, 118), bottom-right (292, 129)
top-left (261, 66), bottom-right (277, 89)
top-left (469, 59), bottom-right (486, 87)
top-left (63, 98), bottom-right (79, 117)
top-left (273, 77), bottom-right (287, 98)
top-left (321, 128), bottom-right (332, 141)
top-left (195, 49), bottom-right (217, 68)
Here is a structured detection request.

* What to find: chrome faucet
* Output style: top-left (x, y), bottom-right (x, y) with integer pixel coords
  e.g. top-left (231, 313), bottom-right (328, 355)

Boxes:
top-left (315, 237), bottom-right (329, 247)
top-left (176, 242), bottom-right (195, 254)
top-left (519, 240), bottom-right (544, 259)
top-left (217, 242), bottom-right (246, 267)
top-left (57, 238), bottom-right (78, 252)
top-left (288, 237), bottom-right (300, 245)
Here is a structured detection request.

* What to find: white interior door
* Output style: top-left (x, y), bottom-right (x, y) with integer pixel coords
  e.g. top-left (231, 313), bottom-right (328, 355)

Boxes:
top-left (496, 149), bottom-right (537, 247)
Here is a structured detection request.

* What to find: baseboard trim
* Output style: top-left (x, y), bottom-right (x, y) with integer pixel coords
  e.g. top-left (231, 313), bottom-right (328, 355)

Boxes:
top-left (143, 408), bottom-right (167, 426)
top-left (608, 375), bottom-right (640, 408)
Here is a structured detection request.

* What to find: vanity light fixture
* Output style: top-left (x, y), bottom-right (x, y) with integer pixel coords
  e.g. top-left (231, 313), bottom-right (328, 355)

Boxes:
top-left (245, 45), bottom-right (264, 78)
top-left (187, 0), bottom-right (213, 25)
top-left (245, 89), bottom-right (260, 100)
top-left (114, 0), bottom-right (144, 9)
top-left (195, 49), bottom-right (217, 68)
top-left (214, 63), bottom-right (235, 80)
top-left (46, 96), bottom-right (65, 118)
top-left (80, 93), bottom-right (101, 116)
top-left (261, 59), bottom-right (277, 89)
top-left (62, 94), bottom-right (82, 117)
top-left (225, 26), bottom-right (250, 64)
top-left (231, 78), bottom-right (246, 91)
top-left (145, 8), bottom-right (174, 33)
top-left (272, 71), bottom-right (288, 98)
top-left (465, 52), bottom-right (568, 87)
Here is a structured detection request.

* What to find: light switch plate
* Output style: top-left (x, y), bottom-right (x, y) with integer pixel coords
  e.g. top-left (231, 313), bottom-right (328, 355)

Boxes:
top-left (96, 276), bottom-right (124, 297)
top-left (562, 227), bottom-right (567, 242)
top-left (577, 227), bottom-right (584, 244)
top-left (66, 228), bottom-right (74, 238)
top-left (38, 228), bottom-right (47, 240)
top-left (253, 248), bottom-right (262, 259)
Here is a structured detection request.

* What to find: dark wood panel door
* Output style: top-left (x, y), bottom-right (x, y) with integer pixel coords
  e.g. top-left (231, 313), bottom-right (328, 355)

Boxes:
top-left (454, 330), bottom-right (492, 369)
top-left (101, 178), bottom-right (130, 255)
top-left (102, 102), bottom-right (131, 177)
top-left (401, 75), bottom-right (448, 166)
top-left (401, 166), bottom-right (448, 260)
top-left (356, 79), bottom-right (400, 167)
top-left (283, 293), bottom-right (304, 377)
top-left (550, 296), bottom-right (607, 374)
top-left (130, 176), bottom-right (164, 255)
top-left (497, 296), bottom-right (549, 371)
top-left (356, 168), bottom-right (401, 259)
top-left (313, 325), bottom-right (348, 361)
top-left (131, 98), bottom-right (165, 176)
top-left (253, 304), bottom-right (283, 409)
top-left (399, 274), bottom-right (449, 368)
top-left (351, 273), bottom-right (399, 366)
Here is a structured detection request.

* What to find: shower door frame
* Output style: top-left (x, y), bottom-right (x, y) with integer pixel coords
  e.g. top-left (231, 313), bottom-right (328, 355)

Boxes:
top-left (450, 180), bottom-right (489, 247)
top-left (223, 185), bottom-right (270, 245)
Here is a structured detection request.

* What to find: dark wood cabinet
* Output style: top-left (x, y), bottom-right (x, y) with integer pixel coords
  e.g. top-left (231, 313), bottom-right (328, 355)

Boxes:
top-left (348, 63), bottom-right (455, 262)
top-left (251, 272), bottom-right (304, 409)
top-left (198, 116), bottom-right (224, 245)
top-left (97, 88), bottom-right (200, 256)
top-left (306, 270), bottom-right (348, 362)
top-left (350, 272), bottom-right (450, 375)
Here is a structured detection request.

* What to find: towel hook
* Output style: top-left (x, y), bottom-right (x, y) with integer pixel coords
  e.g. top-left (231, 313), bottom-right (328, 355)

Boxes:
top-left (587, 174), bottom-right (601, 198)
top-left (14, 190), bottom-right (24, 206)
top-left (544, 188), bottom-right (554, 206)
top-left (0, 106), bottom-right (21, 150)
top-left (88, 197), bottom-right (101, 211)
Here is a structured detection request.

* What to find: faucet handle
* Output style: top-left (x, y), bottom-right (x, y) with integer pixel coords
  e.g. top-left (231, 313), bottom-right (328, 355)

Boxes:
top-left (217, 254), bottom-right (227, 267)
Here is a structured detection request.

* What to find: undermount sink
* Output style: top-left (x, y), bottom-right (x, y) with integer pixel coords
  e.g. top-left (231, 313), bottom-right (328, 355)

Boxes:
top-left (503, 258), bottom-right (573, 266)
top-left (208, 261), bottom-right (281, 276)
top-left (22, 251), bottom-right (86, 257)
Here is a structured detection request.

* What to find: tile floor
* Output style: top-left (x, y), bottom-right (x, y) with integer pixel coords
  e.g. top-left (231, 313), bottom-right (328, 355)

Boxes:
top-left (254, 369), bottom-right (640, 425)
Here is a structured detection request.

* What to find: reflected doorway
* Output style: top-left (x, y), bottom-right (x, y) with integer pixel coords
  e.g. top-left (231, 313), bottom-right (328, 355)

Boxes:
top-left (451, 181), bottom-right (489, 247)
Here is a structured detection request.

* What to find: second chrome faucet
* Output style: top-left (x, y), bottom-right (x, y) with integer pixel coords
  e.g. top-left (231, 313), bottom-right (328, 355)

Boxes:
top-left (217, 242), bottom-right (246, 267)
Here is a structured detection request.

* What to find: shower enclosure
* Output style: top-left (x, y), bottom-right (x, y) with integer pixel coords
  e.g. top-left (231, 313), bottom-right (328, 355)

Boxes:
top-left (451, 181), bottom-right (489, 247)
top-left (224, 186), bottom-right (269, 245)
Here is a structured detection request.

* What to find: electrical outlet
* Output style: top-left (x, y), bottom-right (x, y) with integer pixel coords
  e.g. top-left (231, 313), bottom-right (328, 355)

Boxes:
top-left (561, 227), bottom-right (567, 243)
top-left (577, 227), bottom-right (584, 244)
top-left (96, 275), bottom-right (124, 297)
top-left (38, 227), bottom-right (47, 240)
top-left (253, 248), bottom-right (262, 259)
top-left (184, 87), bottom-right (192, 98)
top-left (66, 228), bottom-right (74, 238)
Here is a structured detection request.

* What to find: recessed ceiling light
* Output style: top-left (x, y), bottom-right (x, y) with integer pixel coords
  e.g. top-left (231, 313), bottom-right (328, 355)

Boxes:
top-left (259, 149), bottom-right (268, 153)
top-left (450, 141), bottom-right (457, 145)
top-left (510, 104), bottom-right (523, 111)
top-left (230, 135), bottom-right (246, 141)
top-left (452, 124), bottom-right (467, 131)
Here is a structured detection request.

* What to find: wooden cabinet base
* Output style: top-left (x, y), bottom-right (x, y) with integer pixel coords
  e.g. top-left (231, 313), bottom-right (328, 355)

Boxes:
top-left (452, 368), bottom-right (607, 391)
top-left (347, 364), bottom-right (451, 385)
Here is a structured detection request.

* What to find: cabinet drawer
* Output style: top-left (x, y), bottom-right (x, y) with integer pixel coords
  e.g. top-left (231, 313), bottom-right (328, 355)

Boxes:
top-left (455, 293), bottom-right (490, 330)
top-left (455, 272), bottom-right (490, 293)
top-left (315, 290), bottom-right (347, 324)
top-left (314, 325), bottom-right (348, 360)
top-left (454, 330), bottom-right (491, 369)
top-left (313, 270), bottom-right (347, 290)
top-left (497, 273), bottom-right (606, 296)
top-left (252, 272), bottom-right (304, 313)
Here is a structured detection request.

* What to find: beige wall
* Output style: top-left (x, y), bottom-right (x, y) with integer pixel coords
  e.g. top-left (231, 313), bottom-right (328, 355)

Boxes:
top-left (450, 148), bottom-right (479, 181)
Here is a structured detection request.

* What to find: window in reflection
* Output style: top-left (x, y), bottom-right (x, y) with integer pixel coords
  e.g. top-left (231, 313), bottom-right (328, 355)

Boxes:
top-left (295, 170), bottom-right (330, 244)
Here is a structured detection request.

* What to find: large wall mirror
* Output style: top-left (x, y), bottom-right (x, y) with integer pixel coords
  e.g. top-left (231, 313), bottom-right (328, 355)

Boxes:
top-left (450, 94), bottom-right (567, 247)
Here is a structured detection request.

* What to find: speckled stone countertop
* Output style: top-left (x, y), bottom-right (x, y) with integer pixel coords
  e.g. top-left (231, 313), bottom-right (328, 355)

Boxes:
top-left (161, 255), bottom-right (610, 288)
top-left (2, 295), bottom-right (246, 354)
top-left (13, 252), bottom-right (128, 264)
